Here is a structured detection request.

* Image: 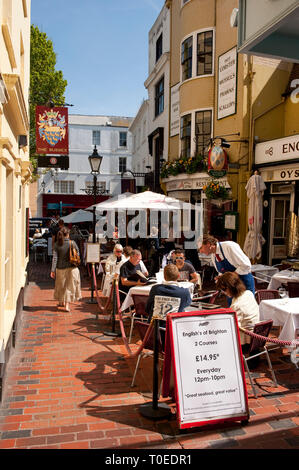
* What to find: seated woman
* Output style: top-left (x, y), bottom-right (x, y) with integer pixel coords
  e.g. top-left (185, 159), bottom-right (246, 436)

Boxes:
top-left (215, 272), bottom-right (260, 360)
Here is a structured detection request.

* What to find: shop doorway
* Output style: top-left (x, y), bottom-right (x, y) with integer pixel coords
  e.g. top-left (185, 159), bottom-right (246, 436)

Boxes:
top-left (269, 195), bottom-right (291, 265)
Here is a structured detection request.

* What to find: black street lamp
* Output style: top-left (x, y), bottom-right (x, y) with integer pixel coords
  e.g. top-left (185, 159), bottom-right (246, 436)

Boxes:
top-left (87, 145), bottom-right (103, 243)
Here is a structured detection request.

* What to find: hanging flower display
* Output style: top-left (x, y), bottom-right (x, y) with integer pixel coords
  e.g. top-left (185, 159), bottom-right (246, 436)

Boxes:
top-left (160, 154), bottom-right (207, 178)
top-left (202, 179), bottom-right (230, 200)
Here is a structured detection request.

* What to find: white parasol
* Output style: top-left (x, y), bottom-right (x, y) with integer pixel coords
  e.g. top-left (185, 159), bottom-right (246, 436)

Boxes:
top-left (86, 190), bottom-right (195, 211)
top-left (243, 173), bottom-right (266, 261)
top-left (61, 209), bottom-right (95, 223)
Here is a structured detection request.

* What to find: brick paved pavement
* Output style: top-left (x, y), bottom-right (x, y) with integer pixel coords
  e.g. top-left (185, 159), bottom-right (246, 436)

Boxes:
top-left (0, 258), bottom-right (298, 450)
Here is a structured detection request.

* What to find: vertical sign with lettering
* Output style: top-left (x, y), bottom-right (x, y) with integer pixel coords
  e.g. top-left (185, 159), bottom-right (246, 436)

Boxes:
top-left (170, 83), bottom-right (180, 137)
top-left (162, 309), bottom-right (249, 429)
top-left (217, 47), bottom-right (237, 120)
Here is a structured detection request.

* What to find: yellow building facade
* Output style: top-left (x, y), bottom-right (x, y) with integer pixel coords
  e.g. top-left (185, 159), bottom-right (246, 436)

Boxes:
top-left (163, 0), bottom-right (298, 261)
top-left (0, 0), bottom-right (32, 397)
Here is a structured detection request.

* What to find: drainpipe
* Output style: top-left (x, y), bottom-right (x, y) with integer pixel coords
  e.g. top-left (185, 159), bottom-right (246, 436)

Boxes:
top-left (248, 55), bottom-right (255, 172)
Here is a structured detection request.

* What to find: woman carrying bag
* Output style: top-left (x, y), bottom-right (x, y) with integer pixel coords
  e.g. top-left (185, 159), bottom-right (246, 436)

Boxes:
top-left (50, 227), bottom-right (81, 312)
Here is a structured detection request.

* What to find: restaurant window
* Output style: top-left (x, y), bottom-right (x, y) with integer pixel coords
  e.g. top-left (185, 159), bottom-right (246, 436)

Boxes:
top-left (119, 131), bottom-right (127, 147)
top-left (119, 157), bottom-right (127, 173)
top-left (156, 33), bottom-right (163, 62)
top-left (181, 36), bottom-right (193, 81)
top-left (197, 30), bottom-right (213, 76)
top-left (92, 130), bottom-right (101, 146)
top-left (195, 110), bottom-right (212, 156)
top-left (180, 114), bottom-right (191, 158)
top-left (155, 76), bottom-right (164, 117)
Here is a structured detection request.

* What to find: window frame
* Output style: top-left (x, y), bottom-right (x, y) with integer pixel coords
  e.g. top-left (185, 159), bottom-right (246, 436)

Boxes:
top-left (180, 27), bottom-right (215, 83)
top-left (85, 181), bottom-right (106, 192)
top-left (155, 75), bottom-right (164, 117)
top-left (180, 113), bottom-right (192, 159)
top-left (156, 33), bottom-right (163, 63)
top-left (181, 36), bottom-right (193, 81)
top-left (119, 157), bottom-right (127, 173)
top-left (92, 130), bottom-right (101, 146)
top-left (179, 108), bottom-right (213, 161)
top-left (54, 180), bottom-right (75, 194)
top-left (119, 131), bottom-right (127, 148)
top-left (195, 109), bottom-right (212, 157)
top-left (197, 30), bottom-right (213, 76)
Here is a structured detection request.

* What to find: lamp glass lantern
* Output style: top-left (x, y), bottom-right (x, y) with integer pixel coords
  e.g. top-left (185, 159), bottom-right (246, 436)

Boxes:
top-left (88, 145), bottom-right (103, 174)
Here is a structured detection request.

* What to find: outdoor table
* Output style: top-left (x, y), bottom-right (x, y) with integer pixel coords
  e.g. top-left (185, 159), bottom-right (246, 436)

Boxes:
top-left (259, 297), bottom-right (299, 344)
top-left (268, 269), bottom-right (299, 290)
top-left (251, 264), bottom-right (279, 281)
top-left (120, 281), bottom-right (194, 312)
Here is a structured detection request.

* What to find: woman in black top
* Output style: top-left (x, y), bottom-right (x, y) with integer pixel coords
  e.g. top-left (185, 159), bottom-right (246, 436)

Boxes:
top-left (50, 227), bottom-right (81, 312)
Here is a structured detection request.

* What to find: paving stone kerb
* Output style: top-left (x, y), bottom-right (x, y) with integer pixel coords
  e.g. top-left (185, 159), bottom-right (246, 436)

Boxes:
top-left (0, 260), bottom-right (298, 449)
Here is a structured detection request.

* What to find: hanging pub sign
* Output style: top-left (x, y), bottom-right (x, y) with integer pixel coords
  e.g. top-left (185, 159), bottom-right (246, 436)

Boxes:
top-left (162, 309), bottom-right (249, 429)
top-left (37, 155), bottom-right (69, 170)
top-left (35, 106), bottom-right (69, 155)
top-left (208, 138), bottom-right (228, 177)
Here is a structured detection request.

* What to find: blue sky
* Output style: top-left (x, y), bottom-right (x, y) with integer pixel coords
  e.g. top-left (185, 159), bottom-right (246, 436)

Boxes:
top-left (31, 0), bottom-right (165, 117)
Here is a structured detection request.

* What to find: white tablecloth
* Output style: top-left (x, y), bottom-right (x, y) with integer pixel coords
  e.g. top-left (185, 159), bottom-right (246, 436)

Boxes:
top-left (259, 297), bottom-right (299, 343)
top-left (120, 281), bottom-right (194, 312)
top-left (251, 264), bottom-right (279, 281)
top-left (268, 270), bottom-right (299, 290)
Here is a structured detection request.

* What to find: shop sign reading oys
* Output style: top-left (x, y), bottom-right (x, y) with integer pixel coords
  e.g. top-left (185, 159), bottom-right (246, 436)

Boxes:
top-left (162, 309), bottom-right (249, 429)
top-left (255, 134), bottom-right (299, 165)
top-left (260, 165), bottom-right (299, 182)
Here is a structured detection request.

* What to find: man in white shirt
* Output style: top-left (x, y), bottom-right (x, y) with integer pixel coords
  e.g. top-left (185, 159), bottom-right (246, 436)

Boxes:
top-left (199, 235), bottom-right (255, 295)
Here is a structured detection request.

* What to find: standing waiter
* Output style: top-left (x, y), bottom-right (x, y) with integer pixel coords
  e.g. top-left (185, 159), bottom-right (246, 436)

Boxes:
top-left (199, 235), bottom-right (255, 298)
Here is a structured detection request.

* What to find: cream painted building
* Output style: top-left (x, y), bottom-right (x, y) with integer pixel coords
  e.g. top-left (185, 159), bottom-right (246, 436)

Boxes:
top-left (0, 0), bottom-right (32, 399)
top-left (163, 0), bottom-right (298, 262)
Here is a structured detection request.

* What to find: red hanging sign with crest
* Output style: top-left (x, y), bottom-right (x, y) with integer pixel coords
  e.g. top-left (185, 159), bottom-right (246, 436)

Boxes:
top-left (35, 106), bottom-right (69, 155)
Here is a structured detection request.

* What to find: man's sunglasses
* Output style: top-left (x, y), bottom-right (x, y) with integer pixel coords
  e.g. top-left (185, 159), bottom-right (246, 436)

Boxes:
top-left (175, 257), bottom-right (184, 260)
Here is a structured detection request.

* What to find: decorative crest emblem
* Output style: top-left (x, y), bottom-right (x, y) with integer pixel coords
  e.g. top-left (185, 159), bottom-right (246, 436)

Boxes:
top-left (37, 108), bottom-right (67, 146)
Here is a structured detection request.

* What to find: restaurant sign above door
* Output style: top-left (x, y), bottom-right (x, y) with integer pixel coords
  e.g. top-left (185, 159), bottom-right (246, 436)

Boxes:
top-left (255, 134), bottom-right (299, 165)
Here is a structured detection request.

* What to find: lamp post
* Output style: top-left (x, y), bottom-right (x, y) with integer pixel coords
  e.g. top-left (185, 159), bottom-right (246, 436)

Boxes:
top-left (88, 145), bottom-right (103, 243)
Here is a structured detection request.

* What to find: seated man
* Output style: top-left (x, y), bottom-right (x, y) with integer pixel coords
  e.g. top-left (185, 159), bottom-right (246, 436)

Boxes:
top-left (119, 249), bottom-right (147, 302)
top-left (173, 249), bottom-right (199, 284)
top-left (145, 264), bottom-right (192, 323)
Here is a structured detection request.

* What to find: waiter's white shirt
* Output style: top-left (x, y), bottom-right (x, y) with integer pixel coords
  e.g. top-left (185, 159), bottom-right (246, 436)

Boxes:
top-left (211, 241), bottom-right (252, 276)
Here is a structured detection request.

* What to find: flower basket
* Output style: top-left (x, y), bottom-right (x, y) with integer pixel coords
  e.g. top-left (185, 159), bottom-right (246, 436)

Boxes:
top-left (160, 155), bottom-right (207, 178)
top-left (203, 179), bottom-right (230, 200)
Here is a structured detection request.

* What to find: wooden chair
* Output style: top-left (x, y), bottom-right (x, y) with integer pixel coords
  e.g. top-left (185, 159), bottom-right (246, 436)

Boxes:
top-left (255, 289), bottom-right (280, 305)
top-left (131, 321), bottom-right (164, 388)
top-left (243, 320), bottom-right (278, 398)
top-left (129, 294), bottom-right (150, 343)
top-left (287, 282), bottom-right (299, 298)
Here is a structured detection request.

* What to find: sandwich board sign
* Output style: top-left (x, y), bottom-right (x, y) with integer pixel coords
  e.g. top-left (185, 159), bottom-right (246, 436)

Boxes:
top-left (162, 308), bottom-right (249, 429)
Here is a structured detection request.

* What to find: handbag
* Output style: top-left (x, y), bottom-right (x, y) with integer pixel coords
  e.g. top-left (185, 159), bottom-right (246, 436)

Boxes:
top-left (69, 241), bottom-right (80, 267)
